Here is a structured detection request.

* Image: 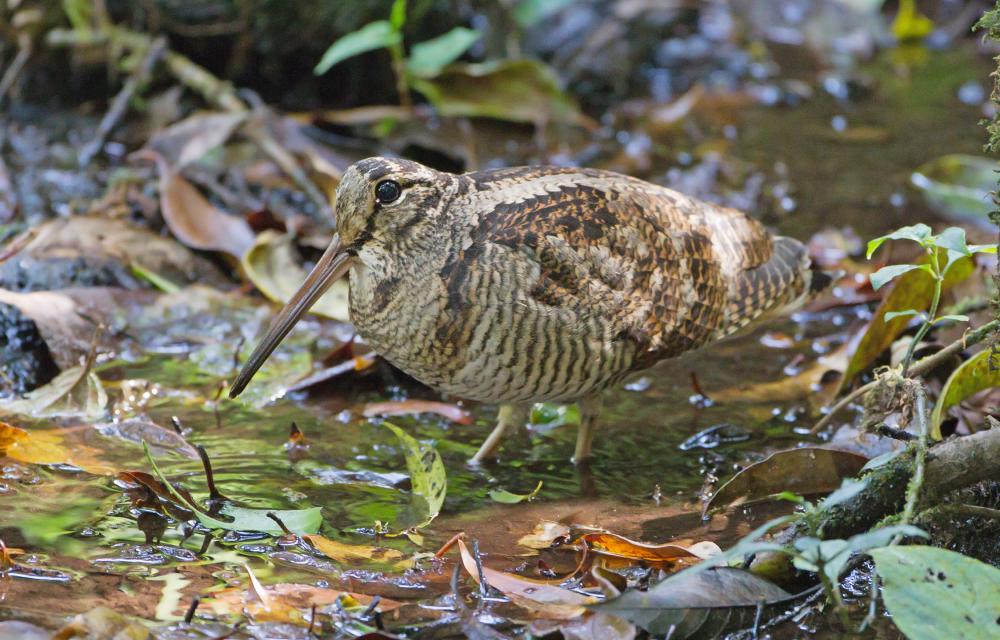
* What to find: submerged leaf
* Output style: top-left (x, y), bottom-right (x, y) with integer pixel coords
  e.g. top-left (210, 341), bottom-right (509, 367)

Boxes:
top-left (704, 448), bottom-right (869, 515)
top-left (303, 534), bottom-right (410, 568)
top-left (383, 422), bottom-right (446, 529)
top-left (1, 365), bottom-right (106, 420)
top-left (591, 566), bottom-right (795, 637)
top-left (0, 422), bottom-right (115, 475)
top-left (489, 480), bottom-right (543, 504)
top-left (871, 546), bottom-right (1000, 640)
top-left (457, 538), bottom-right (594, 619)
top-left (930, 349), bottom-right (1000, 439)
top-left (241, 231), bottom-right (350, 321)
top-left (206, 581), bottom-right (401, 624)
top-left (363, 400), bottom-right (472, 425)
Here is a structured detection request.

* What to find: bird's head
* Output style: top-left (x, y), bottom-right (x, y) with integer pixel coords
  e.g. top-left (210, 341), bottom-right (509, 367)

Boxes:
top-left (229, 156), bottom-right (451, 398)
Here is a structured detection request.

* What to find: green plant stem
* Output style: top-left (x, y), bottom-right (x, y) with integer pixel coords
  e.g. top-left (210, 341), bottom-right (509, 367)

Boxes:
top-left (811, 318), bottom-right (1000, 433)
top-left (388, 42), bottom-right (412, 109)
top-left (900, 251), bottom-right (942, 375)
top-left (893, 385), bottom-right (928, 542)
top-left (816, 560), bottom-right (851, 629)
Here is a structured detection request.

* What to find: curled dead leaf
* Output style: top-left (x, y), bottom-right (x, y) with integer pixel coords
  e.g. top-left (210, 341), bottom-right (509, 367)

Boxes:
top-left (363, 400), bottom-right (472, 425)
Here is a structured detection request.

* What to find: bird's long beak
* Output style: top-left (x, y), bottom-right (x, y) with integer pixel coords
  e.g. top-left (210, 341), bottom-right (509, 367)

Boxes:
top-left (230, 235), bottom-right (352, 398)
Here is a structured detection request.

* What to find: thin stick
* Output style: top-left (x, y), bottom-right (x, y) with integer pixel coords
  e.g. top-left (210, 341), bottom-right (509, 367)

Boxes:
top-left (79, 36), bottom-right (166, 165)
top-left (811, 319), bottom-right (999, 433)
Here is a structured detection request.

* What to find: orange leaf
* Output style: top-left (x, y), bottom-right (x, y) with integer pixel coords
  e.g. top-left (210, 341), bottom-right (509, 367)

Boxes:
top-left (0, 422), bottom-right (115, 476)
top-left (580, 533), bottom-right (721, 563)
top-left (206, 582), bottom-right (401, 625)
top-left (303, 534), bottom-right (412, 568)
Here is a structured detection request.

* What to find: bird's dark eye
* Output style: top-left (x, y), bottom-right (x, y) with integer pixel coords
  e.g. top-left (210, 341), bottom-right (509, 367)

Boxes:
top-left (375, 180), bottom-right (401, 204)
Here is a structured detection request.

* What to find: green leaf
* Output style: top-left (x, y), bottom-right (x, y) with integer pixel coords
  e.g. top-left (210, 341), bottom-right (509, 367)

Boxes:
top-left (142, 443), bottom-right (322, 535)
top-left (912, 155), bottom-right (1000, 231)
top-left (866, 224), bottom-right (933, 258)
top-left (933, 314), bottom-right (969, 324)
top-left (870, 264), bottom-right (928, 291)
top-left (389, 0), bottom-right (407, 31)
top-left (860, 448), bottom-right (905, 472)
top-left (883, 309), bottom-right (921, 322)
top-left (531, 402), bottom-right (580, 430)
top-left (383, 422), bottom-right (446, 529)
top-left (411, 59), bottom-right (581, 124)
top-left (794, 525), bottom-right (927, 587)
top-left (839, 253), bottom-right (974, 391)
top-left (871, 546), bottom-right (1000, 639)
top-left (406, 27), bottom-right (480, 78)
top-left (930, 349), bottom-right (1000, 439)
top-left (513, 0), bottom-right (576, 26)
top-left (314, 21), bottom-right (401, 75)
top-left (933, 227), bottom-right (969, 255)
top-left (969, 243), bottom-right (998, 254)
top-left (819, 478), bottom-right (869, 510)
top-left (489, 480), bottom-right (543, 504)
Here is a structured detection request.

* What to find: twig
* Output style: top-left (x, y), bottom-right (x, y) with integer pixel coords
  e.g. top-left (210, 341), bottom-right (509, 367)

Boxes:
top-left (0, 34), bottom-right (31, 107)
top-left (893, 385), bottom-right (928, 542)
top-left (811, 319), bottom-right (999, 433)
top-left (79, 36), bottom-right (166, 165)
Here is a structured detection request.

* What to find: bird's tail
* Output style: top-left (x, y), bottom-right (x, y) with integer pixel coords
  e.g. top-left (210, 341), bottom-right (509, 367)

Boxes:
top-left (717, 236), bottom-right (835, 339)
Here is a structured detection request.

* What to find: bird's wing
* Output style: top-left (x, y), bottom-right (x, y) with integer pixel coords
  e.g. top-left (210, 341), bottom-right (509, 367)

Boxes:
top-left (449, 167), bottom-right (809, 362)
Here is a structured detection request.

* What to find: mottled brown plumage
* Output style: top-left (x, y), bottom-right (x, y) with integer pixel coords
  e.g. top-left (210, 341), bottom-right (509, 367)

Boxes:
top-left (231, 157), bottom-right (820, 462)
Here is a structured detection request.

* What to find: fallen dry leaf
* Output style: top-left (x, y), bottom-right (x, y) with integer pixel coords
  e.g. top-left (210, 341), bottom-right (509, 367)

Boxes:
top-left (518, 521), bottom-right (572, 550)
top-left (206, 581), bottom-right (401, 625)
top-left (0, 422), bottom-right (115, 476)
top-left (457, 538), bottom-right (594, 620)
top-left (303, 534), bottom-right (411, 568)
top-left (363, 400), bottom-right (472, 425)
top-left (580, 533), bottom-right (721, 563)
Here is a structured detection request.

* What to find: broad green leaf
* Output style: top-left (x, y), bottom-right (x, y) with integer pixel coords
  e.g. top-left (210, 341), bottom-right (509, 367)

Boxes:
top-left (891, 0), bottom-right (934, 41)
top-left (912, 155), bottom-right (999, 231)
top-left (144, 443), bottom-right (322, 535)
top-left (969, 243), bottom-right (998, 254)
top-left (704, 448), bottom-right (869, 515)
top-left (819, 478), bottom-right (869, 509)
top-left (383, 422), bottom-right (446, 529)
top-left (794, 525), bottom-right (927, 587)
top-left (883, 309), bottom-right (921, 322)
top-left (314, 21), bottom-right (401, 75)
top-left (590, 566), bottom-right (796, 637)
top-left (867, 224), bottom-right (933, 258)
top-left (406, 27), bottom-right (480, 78)
top-left (933, 227), bottom-right (969, 256)
top-left (860, 448), bottom-right (905, 472)
top-left (489, 480), bottom-right (543, 504)
top-left (845, 525), bottom-right (927, 553)
top-left (513, 0), bottom-right (576, 26)
top-left (839, 254), bottom-right (974, 391)
top-left (241, 231), bottom-right (350, 321)
top-left (531, 402), bottom-right (579, 430)
top-left (870, 264), bottom-right (928, 291)
top-left (930, 349), bottom-right (1000, 439)
top-left (412, 59), bottom-right (581, 124)
top-left (871, 546), bottom-right (1000, 639)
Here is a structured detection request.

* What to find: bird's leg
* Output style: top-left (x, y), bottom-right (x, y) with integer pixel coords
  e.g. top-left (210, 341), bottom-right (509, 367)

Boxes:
top-left (471, 403), bottom-right (531, 463)
top-left (573, 393), bottom-right (604, 463)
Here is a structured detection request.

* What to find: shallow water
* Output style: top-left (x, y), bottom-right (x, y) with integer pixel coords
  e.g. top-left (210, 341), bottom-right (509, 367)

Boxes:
top-left (0, 41), bottom-right (993, 638)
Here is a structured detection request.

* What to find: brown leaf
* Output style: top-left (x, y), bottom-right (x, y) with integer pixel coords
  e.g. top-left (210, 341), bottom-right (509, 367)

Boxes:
top-left (0, 422), bottom-right (115, 476)
top-left (363, 400), bottom-right (472, 425)
top-left (206, 581), bottom-right (401, 625)
top-left (704, 447), bottom-right (869, 515)
top-left (580, 533), bottom-right (721, 563)
top-left (147, 111), bottom-right (247, 169)
top-left (142, 151), bottom-right (255, 258)
top-left (517, 521), bottom-right (571, 550)
top-left (457, 539), bottom-right (594, 620)
top-left (303, 534), bottom-right (411, 568)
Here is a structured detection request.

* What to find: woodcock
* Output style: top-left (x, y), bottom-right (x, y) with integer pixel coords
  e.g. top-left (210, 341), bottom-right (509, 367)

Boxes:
top-left (230, 157), bottom-right (828, 463)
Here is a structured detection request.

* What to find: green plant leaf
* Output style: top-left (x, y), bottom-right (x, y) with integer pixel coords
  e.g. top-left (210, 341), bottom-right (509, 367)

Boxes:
top-left (406, 27), bottom-right (480, 78)
top-left (930, 349), bottom-right (1000, 439)
top-left (840, 253), bottom-right (974, 391)
top-left (933, 314), bottom-right (969, 324)
top-left (883, 309), bottom-right (921, 322)
top-left (794, 525), bottom-right (927, 587)
top-left (411, 59), bottom-right (581, 124)
top-left (382, 422), bottom-right (446, 529)
top-left (870, 264), bottom-right (928, 291)
top-left (866, 224), bottom-right (933, 258)
top-left (969, 243), bottom-right (998, 254)
top-left (513, 0), bottom-right (576, 26)
top-left (819, 478), bottom-right (869, 509)
top-left (314, 21), bottom-right (401, 75)
top-left (389, 0), bottom-right (407, 30)
top-left (933, 227), bottom-right (969, 255)
top-left (489, 480), bottom-right (543, 504)
top-left (912, 155), bottom-right (999, 231)
top-left (871, 546), bottom-right (1000, 639)
top-left (142, 443), bottom-right (322, 535)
